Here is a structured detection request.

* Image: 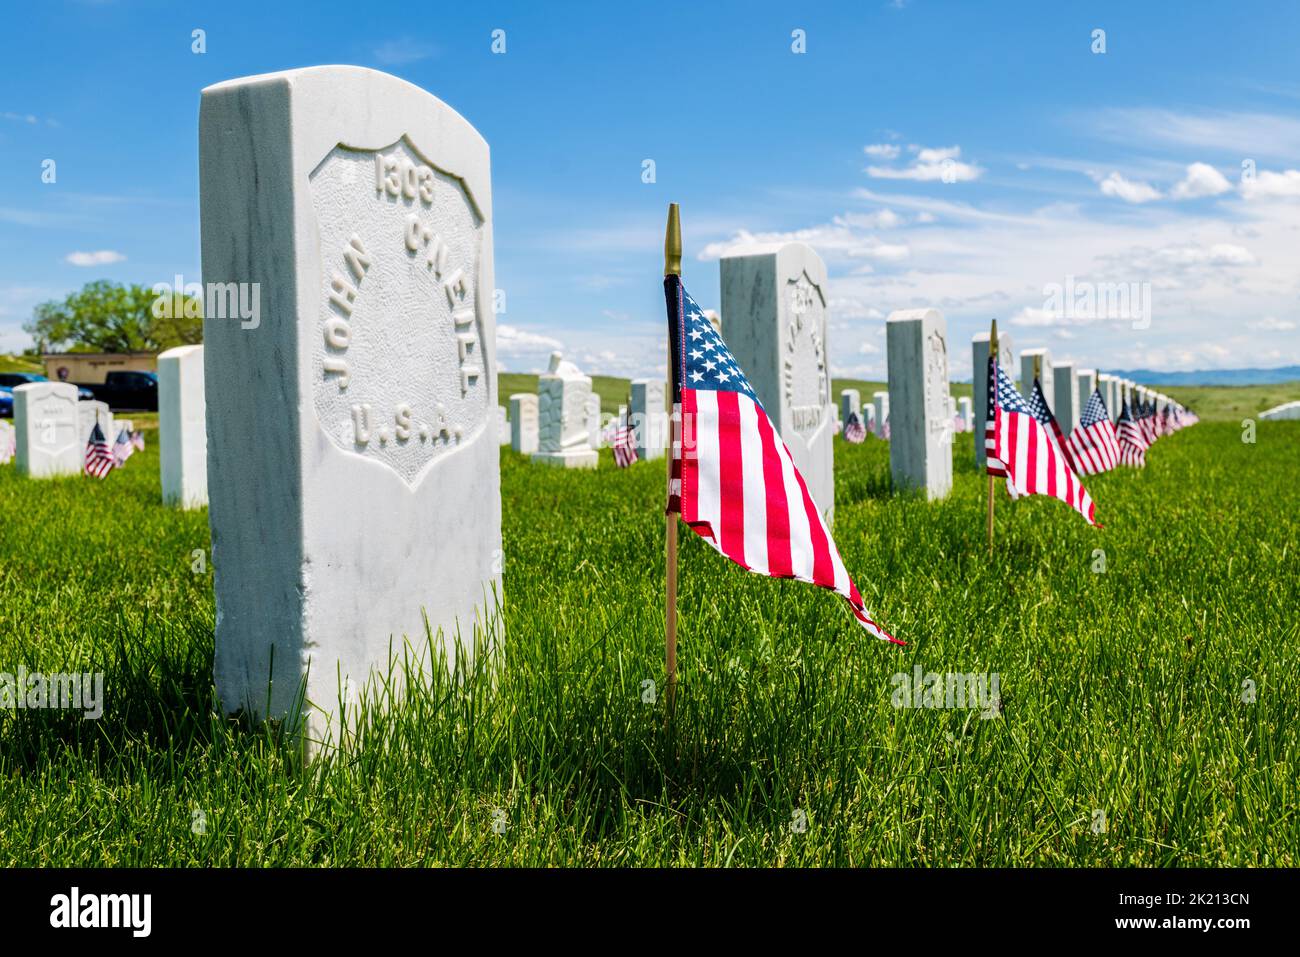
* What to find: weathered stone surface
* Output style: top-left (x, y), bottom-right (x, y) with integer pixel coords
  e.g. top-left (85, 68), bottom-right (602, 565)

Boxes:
top-left (873, 391), bottom-right (890, 437)
top-left (885, 308), bottom-right (952, 499)
top-left (497, 405), bottom-right (509, 445)
top-left (158, 344), bottom-right (208, 508)
top-left (14, 382), bottom-right (81, 478)
top-left (1052, 361), bottom-right (1079, 434)
top-left (533, 352), bottom-right (597, 468)
top-left (970, 330), bottom-right (1014, 465)
top-left (1077, 368), bottom-right (1097, 415)
top-left (957, 396), bottom-right (973, 430)
top-left (719, 242), bottom-right (835, 522)
top-left (200, 66), bottom-right (503, 745)
top-left (1020, 349), bottom-right (1053, 409)
top-left (840, 388), bottom-right (861, 432)
top-left (630, 378), bottom-right (666, 461)
top-left (510, 393), bottom-right (538, 454)
top-left (1260, 400), bottom-right (1300, 420)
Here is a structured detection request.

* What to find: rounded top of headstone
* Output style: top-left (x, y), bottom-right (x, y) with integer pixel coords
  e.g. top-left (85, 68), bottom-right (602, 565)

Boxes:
top-left (886, 307), bottom-right (944, 324)
top-left (544, 351), bottom-right (585, 380)
top-left (158, 343), bottom-right (204, 360)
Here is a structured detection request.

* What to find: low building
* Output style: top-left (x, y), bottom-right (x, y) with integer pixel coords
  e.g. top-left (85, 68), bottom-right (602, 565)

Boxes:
top-left (42, 352), bottom-right (158, 385)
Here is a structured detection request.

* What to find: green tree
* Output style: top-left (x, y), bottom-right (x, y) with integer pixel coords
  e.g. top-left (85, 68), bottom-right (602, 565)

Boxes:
top-left (24, 280), bottom-right (202, 353)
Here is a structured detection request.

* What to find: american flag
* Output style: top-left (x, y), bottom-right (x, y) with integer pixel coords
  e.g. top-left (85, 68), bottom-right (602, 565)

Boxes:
top-left (842, 410), bottom-right (867, 444)
top-left (84, 423), bottom-right (114, 479)
top-left (985, 359), bottom-right (1097, 525)
top-left (1025, 379), bottom-right (1079, 473)
top-left (1115, 399), bottom-right (1148, 467)
top-left (1139, 400), bottom-right (1159, 446)
top-left (112, 428), bottom-right (134, 467)
top-left (611, 414), bottom-right (638, 468)
top-left (130, 430), bottom-right (145, 451)
top-left (1065, 389), bottom-right (1120, 475)
top-left (664, 275), bottom-right (896, 644)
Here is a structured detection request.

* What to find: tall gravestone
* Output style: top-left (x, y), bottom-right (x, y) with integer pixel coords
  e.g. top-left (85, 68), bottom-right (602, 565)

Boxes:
top-left (873, 391), bottom-right (890, 437)
top-left (720, 242), bottom-right (835, 522)
top-left (533, 352), bottom-right (597, 468)
top-left (1020, 349), bottom-right (1053, 408)
top-left (1052, 361), bottom-right (1079, 434)
top-left (158, 344), bottom-right (208, 509)
top-left (970, 329), bottom-right (1014, 465)
top-left (200, 66), bottom-right (503, 745)
top-left (14, 382), bottom-right (81, 478)
top-left (885, 308), bottom-right (952, 499)
top-left (509, 393), bottom-right (538, 454)
top-left (1097, 373), bottom-right (1114, 417)
top-left (584, 393), bottom-right (602, 449)
top-left (0, 420), bottom-right (14, 464)
top-left (78, 400), bottom-right (113, 445)
top-left (957, 396), bottom-right (973, 430)
top-left (497, 406), bottom-right (510, 445)
top-left (630, 378), bottom-right (665, 461)
top-left (840, 388), bottom-right (861, 432)
top-left (1077, 368), bottom-right (1097, 413)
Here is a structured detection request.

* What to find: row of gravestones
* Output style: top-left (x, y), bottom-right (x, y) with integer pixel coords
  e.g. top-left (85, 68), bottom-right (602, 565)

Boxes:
top-left (3, 385), bottom-right (125, 476)
top-left (11, 66), bottom-right (1167, 748)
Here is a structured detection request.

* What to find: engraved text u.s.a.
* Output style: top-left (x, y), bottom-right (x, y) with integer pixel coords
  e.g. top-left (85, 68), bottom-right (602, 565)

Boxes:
top-left (310, 137), bottom-right (486, 485)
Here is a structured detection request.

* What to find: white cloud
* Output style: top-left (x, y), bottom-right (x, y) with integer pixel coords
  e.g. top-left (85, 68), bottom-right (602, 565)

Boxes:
top-left (65, 250), bottom-right (125, 266)
top-left (866, 145), bottom-right (983, 182)
top-left (373, 38), bottom-right (438, 65)
top-left (496, 323), bottom-right (564, 355)
top-left (698, 223), bottom-right (910, 263)
top-left (1241, 168), bottom-right (1300, 199)
top-left (1170, 162), bottom-right (1232, 200)
top-left (864, 143), bottom-right (900, 160)
top-left (858, 341), bottom-right (880, 354)
top-left (1247, 316), bottom-right (1296, 331)
top-left (1098, 171), bottom-right (1162, 203)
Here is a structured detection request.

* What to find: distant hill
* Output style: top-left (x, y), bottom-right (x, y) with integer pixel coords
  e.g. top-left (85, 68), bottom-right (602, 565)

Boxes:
top-left (1104, 365), bottom-right (1300, 386)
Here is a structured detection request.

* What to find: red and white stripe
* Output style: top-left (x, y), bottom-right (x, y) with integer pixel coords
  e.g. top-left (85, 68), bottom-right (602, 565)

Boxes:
top-left (673, 388), bottom-right (896, 643)
top-left (1066, 419), bottom-right (1120, 475)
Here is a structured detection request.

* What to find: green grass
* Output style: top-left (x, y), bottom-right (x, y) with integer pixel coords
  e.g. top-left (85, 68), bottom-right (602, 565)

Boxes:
top-left (0, 419), bottom-right (1296, 866)
top-left (0, 354), bottom-right (42, 375)
top-left (1163, 381), bottom-right (1300, 422)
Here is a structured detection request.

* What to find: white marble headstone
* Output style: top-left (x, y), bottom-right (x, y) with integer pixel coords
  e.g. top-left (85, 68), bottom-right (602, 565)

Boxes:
top-left (1020, 349), bottom-right (1053, 410)
top-left (971, 330), bottom-right (1014, 465)
top-left (630, 378), bottom-right (666, 461)
top-left (885, 309), bottom-right (952, 499)
top-left (1052, 361), bottom-right (1079, 434)
top-left (585, 393), bottom-right (602, 449)
top-left (720, 242), bottom-right (835, 522)
top-left (1077, 369), bottom-right (1097, 416)
top-left (873, 391), bottom-right (890, 438)
top-left (497, 405), bottom-right (510, 445)
top-left (78, 400), bottom-right (113, 446)
top-left (0, 420), bottom-right (14, 464)
top-left (509, 393), bottom-right (538, 454)
top-left (158, 344), bottom-right (207, 509)
top-left (957, 396), bottom-right (973, 431)
top-left (200, 66), bottom-right (503, 745)
top-left (533, 351), bottom-right (597, 468)
top-left (14, 382), bottom-right (81, 478)
top-left (840, 388), bottom-right (861, 431)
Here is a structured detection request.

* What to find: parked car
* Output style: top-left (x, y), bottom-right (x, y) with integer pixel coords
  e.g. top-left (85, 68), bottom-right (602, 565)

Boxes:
top-left (0, 372), bottom-right (95, 401)
top-left (83, 371), bottom-right (159, 411)
top-left (0, 386), bottom-right (11, 418)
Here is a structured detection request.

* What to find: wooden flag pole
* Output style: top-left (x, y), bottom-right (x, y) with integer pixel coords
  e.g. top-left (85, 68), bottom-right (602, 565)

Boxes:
top-left (987, 318), bottom-right (998, 554)
top-left (664, 202), bottom-right (681, 713)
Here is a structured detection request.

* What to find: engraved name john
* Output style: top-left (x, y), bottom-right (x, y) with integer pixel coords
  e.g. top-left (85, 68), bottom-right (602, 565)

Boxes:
top-left (310, 138), bottom-right (487, 484)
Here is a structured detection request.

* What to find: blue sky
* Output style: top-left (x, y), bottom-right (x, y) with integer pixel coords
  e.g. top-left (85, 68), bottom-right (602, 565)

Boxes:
top-left (2, 0), bottom-right (1298, 380)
